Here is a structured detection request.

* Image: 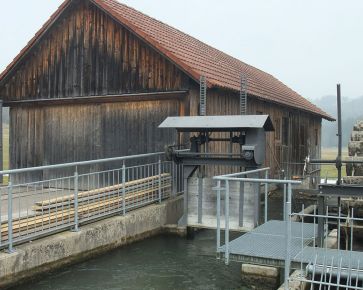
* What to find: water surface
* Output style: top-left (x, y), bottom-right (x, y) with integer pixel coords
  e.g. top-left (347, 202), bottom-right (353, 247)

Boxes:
top-left (12, 231), bottom-right (246, 290)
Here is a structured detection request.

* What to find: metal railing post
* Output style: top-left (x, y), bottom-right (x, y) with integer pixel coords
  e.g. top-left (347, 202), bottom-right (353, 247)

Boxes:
top-left (73, 169), bottom-right (79, 232)
top-left (122, 161), bottom-right (126, 215)
top-left (283, 177), bottom-right (287, 221)
top-left (216, 180), bottom-right (221, 254)
top-left (264, 170), bottom-right (269, 223)
top-left (284, 182), bottom-right (292, 290)
top-left (7, 175), bottom-right (14, 253)
top-left (158, 158), bottom-right (162, 203)
top-left (225, 180), bottom-right (230, 265)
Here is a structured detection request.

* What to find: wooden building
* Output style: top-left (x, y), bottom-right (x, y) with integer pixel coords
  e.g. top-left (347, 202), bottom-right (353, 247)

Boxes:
top-left (0, 0), bottom-right (333, 182)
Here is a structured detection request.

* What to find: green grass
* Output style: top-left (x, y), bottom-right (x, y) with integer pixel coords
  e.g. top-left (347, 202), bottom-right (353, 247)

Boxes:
top-left (320, 147), bottom-right (347, 178)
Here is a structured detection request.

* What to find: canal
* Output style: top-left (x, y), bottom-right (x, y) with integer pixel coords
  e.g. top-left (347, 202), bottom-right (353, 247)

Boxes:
top-left (11, 230), bottom-right (247, 290)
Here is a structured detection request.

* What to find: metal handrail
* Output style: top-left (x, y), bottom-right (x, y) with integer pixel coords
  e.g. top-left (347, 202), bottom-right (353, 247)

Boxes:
top-left (0, 151), bottom-right (185, 255)
top-left (0, 152), bottom-right (164, 175)
top-left (213, 168), bottom-right (301, 290)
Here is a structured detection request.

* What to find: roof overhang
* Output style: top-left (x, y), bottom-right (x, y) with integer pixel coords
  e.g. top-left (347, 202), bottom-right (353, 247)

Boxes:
top-left (159, 115), bottom-right (275, 132)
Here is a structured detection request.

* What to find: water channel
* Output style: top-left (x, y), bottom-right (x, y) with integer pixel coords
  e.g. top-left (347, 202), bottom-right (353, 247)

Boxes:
top-left (11, 230), bottom-right (247, 290)
top-left (10, 190), bottom-right (309, 290)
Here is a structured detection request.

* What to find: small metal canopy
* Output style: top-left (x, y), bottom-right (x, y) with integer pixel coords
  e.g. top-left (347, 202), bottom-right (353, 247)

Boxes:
top-left (159, 115), bottom-right (274, 132)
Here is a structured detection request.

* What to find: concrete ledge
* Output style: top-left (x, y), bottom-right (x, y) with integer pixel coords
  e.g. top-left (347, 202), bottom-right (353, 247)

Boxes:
top-left (241, 264), bottom-right (280, 290)
top-left (0, 196), bottom-right (183, 289)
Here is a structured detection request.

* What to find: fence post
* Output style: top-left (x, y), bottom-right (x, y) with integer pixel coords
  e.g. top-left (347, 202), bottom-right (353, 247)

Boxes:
top-left (283, 177), bottom-right (287, 221)
top-left (158, 159), bottom-right (162, 203)
top-left (264, 170), bottom-right (269, 223)
top-left (7, 175), bottom-right (15, 253)
top-left (122, 161), bottom-right (126, 215)
top-left (284, 182), bottom-right (292, 290)
top-left (73, 169), bottom-right (79, 232)
top-left (216, 180), bottom-right (221, 253)
top-left (225, 180), bottom-right (230, 265)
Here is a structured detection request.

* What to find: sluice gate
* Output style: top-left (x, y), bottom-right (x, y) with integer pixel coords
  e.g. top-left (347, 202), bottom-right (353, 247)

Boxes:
top-left (159, 115), bottom-right (274, 231)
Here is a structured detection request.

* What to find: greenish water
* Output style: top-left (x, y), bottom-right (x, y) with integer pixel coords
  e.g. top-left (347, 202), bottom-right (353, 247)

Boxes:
top-left (11, 231), bottom-right (247, 290)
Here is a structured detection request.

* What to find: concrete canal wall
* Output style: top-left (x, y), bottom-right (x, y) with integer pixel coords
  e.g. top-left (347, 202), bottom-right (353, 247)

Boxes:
top-left (0, 196), bottom-right (183, 288)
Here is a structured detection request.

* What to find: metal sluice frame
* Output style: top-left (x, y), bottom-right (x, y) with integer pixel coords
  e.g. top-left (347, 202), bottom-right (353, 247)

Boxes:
top-left (0, 152), bottom-right (184, 253)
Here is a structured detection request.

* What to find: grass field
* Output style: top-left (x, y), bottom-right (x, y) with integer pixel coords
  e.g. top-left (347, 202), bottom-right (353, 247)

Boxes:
top-left (320, 147), bottom-right (347, 178)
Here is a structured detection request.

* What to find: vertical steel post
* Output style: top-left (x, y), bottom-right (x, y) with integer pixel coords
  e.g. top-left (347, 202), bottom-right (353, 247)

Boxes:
top-left (336, 84), bottom-right (342, 186)
top-left (264, 170), bottom-right (269, 223)
top-left (73, 170), bottom-right (79, 232)
top-left (283, 178), bottom-right (287, 221)
top-left (158, 159), bottom-right (162, 203)
top-left (216, 180), bottom-right (221, 253)
top-left (7, 176), bottom-right (14, 253)
top-left (225, 180), bottom-right (230, 265)
top-left (317, 195), bottom-right (325, 247)
top-left (239, 181), bottom-right (244, 227)
top-left (284, 182), bottom-right (292, 290)
top-left (336, 84), bottom-right (342, 210)
top-left (122, 161), bottom-right (126, 215)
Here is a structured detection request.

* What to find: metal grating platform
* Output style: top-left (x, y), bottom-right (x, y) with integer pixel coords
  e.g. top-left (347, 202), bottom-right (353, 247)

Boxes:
top-left (219, 220), bottom-right (363, 272)
top-left (218, 220), bottom-right (317, 267)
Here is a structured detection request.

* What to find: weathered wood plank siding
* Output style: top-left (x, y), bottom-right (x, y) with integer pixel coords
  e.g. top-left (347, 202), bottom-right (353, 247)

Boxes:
top-left (10, 100), bottom-right (179, 183)
top-left (0, 0), bottom-right (188, 102)
top-left (2, 0), bottom-right (322, 185)
top-left (199, 88), bottom-right (321, 178)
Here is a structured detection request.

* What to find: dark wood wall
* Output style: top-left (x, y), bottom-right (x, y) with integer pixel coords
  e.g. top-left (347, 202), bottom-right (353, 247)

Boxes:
top-left (10, 100), bottom-right (179, 182)
top-left (0, 0), bottom-right (189, 102)
top-left (193, 87), bottom-right (322, 178)
top-left (1, 0), bottom-right (322, 184)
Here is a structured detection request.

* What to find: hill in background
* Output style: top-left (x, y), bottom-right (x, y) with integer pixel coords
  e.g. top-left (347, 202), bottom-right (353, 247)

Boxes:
top-left (313, 95), bottom-right (363, 148)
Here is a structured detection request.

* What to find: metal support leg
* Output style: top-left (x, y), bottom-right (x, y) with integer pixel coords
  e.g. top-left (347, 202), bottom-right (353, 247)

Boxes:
top-left (158, 159), bottom-right (162, 204)
top-left (284, 183), bottom-right (292, 290)
top-left (254, 173), bottom-right (260, 227)
top-left (225, 180), bottom-right (230, 265)
top-left (283, 180), bottom-right (287, 221)
top-left (216, 180), bottom-right (221, 253)
top-left (239, 181), bottom-right (244, 227)
top-left (197, 172), bottom-right (203, 224)
top-left (264, 171), bottom-right (269, 223)
top-left (73, 170), bottom-right (79, 232)
top-left (122, 161), bottom-right (126, 215)
top-left (7, 178), bottom-right (15, 253)
top-left (317, 195), bottom-right (325, 247)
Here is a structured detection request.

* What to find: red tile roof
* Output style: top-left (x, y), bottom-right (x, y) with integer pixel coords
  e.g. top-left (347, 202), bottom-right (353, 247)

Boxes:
top-left (0, 0), bottom-right (333, 121)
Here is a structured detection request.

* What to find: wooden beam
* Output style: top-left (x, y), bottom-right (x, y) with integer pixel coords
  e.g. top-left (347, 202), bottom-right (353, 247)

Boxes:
top-left (3, 90), bottom-right (189, 107)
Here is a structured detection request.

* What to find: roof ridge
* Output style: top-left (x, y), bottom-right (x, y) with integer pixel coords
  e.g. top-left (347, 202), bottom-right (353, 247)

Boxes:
top-left (0, 0), bottom-right (334, 121)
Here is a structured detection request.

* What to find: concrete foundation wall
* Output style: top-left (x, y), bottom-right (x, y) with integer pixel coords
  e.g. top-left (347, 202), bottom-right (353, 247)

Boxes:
top-left (0, 196), bottom-right (183, 288)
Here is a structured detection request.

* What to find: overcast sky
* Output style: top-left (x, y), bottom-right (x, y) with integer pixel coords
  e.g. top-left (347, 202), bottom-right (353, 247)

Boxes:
top-left (0, 0), bottom-right (362, 101)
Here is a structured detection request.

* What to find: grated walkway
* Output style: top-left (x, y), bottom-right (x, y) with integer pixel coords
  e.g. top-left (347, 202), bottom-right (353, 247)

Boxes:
top-left (219, 220), bottom-right (363, 271)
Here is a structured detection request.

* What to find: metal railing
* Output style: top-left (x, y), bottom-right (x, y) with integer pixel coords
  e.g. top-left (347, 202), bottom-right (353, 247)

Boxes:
top-left (213, 168), bottom-right (301, 289)
top-left (287, 205), bottom-right (363, 289)
top-left (0, 152), bottom-right (184, 253)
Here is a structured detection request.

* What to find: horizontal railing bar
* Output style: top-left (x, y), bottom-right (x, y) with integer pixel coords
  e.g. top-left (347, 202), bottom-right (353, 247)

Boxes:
top-left (291, 212), bottom-right (363, 221)
top-left (0, 152), bottom-right (164, 175)
top-left (214, 176), bottom-right (301, 185)
top-left (214, 167), bottom-right (270, 178)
